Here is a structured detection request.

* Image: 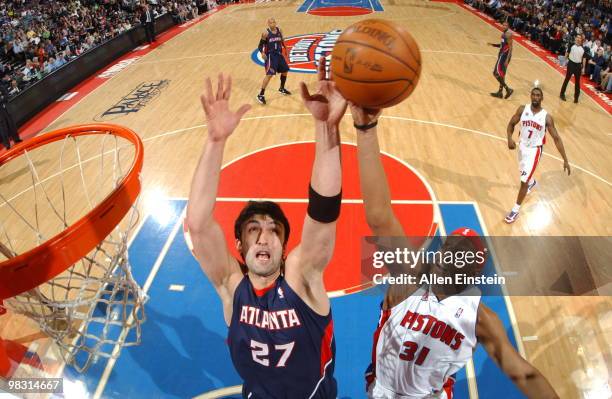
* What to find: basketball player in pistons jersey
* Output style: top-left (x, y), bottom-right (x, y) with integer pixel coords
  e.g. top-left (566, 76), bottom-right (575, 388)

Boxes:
top-left (488, 21), bottom-right (514, 99)
top-left (256, 18), bottom-right (291, 105)
top-left (347, 103), bottom-right (559, 398)
top-left (504, 87), bottom-right (571, 224)
top-left (186, 60), bottom-right (346, 398)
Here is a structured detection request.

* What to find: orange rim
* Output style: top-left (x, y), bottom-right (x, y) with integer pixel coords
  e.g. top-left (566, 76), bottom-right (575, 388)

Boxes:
top-left (0, 124), bottom-right (143, 300)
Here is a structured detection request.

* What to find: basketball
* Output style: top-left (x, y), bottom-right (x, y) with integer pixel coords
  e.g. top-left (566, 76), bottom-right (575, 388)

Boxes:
top-left (330, 19), bottom-right (422, 108)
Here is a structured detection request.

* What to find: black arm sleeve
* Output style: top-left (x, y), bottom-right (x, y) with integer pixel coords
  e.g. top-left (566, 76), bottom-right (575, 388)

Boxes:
top-left (258, 38), bottom-right (266, 52)
top-left (307, 185), bottom-right (342, 223)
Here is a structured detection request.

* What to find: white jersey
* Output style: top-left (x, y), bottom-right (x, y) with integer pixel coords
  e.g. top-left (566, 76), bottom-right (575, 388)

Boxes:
top-left (368, 286), bottom-right (480, 398)
top-left (519, 104), bottom-right (547, 147)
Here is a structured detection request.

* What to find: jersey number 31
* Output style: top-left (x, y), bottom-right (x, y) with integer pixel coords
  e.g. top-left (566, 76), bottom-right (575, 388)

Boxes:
top-left (251, 339), bottom-right (295, 367)
top-left (399, 341), bottom-right (430, 365)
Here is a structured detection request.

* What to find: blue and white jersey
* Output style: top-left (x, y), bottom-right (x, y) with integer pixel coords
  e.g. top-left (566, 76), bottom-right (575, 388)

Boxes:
top-left (228, 275), bottom-right (337, 398)
top-left (265, 28), bottom-right (284, 54)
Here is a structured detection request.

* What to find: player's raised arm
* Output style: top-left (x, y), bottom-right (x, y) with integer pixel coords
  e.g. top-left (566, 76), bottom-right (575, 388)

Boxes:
top-left (286, 59), bottom-right (346, 285)
top-left (350, 105), bottom-right (404, 237)
top-left (350, 104), bottom-right (427, 294)
top-left (477, 304), bottom-right (560, 399)
top-left (185, 74), bottom-right (251, 322)
top-left (546, 114), bottom-right (571, 175)
top-left (507, 105), bottom-right (524, 150)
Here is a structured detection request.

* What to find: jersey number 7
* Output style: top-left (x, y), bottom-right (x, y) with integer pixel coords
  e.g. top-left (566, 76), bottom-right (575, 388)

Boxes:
top-left (251, 339), bottom-right (295, 367)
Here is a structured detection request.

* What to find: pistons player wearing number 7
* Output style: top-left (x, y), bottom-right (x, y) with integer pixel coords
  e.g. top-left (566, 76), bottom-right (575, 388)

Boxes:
top-left (504, 87), bottom-right (571, 224)
top-left (349, 101), bottom-right (559, 398)
top-left (186, 60), bottom-right (345, 398)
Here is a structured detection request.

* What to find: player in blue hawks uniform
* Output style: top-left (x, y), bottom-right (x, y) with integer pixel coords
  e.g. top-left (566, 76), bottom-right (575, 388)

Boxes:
top-left (488, 20), bottom-right (514, 99)
top-left (257, 18), bottom-right (291, 105)
top-left (186, 60), bottom-right (347, 398)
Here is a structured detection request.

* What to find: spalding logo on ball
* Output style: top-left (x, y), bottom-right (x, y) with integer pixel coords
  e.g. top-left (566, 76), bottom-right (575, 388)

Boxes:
top-left (331, 19), bottom-right (422, 108)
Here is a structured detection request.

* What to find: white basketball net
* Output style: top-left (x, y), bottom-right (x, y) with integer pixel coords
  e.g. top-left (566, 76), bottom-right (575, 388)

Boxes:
top-left (0, 132), bottom-right (147, 373)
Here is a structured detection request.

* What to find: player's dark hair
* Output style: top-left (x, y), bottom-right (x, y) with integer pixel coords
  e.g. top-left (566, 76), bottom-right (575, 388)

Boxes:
top-left (234, 201), bottom-right (290, 245)
top-left (531, 87), bottom-right (543, 95)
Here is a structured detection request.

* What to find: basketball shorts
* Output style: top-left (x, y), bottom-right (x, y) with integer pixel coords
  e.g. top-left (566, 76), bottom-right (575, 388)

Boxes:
top-left (265, 52), bottom-right (289, 75)
top-left (366, 378), bottom-right (454, 399)
top-left (518, 143), bottom-right (543, 183)
top-left (493, 53), bottom-right (510, 78)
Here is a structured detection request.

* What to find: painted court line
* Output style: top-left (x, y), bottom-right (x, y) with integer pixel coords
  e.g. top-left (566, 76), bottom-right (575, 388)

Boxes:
top-left (216, 197), bottom-right (434, 204)
top-left (522, 336), bottom-right (539, 342)
top-left (56, 92), bottom-right (78, 101)
top-left (3, 113), bottom-right (610, 216)
top-left (169, 284), bottom-right (185, 292)
top-left (93, 215), bottom-right (184, 399)
top-left (465, 359), bottom-right (480, 399)
top-left (472, 202), bottom-right (526, 358)
top-left (193, 384), bottom-right (242, 399)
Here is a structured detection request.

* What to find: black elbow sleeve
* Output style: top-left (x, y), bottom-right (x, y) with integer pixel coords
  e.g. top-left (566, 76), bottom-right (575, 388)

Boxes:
top-left (307, 184), bottom-right (342, 223)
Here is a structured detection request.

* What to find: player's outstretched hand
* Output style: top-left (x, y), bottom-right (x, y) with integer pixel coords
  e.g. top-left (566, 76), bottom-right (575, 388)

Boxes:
top-left (348, 102), bottom-right (382, 128)
top-left (507, 138), bottom-right (516, 150)
top-left (564, 160), bottom-right (571, 175)
top-left (200, 73), bottom-right (251, 142)
top-left (300, 57), bottom-right (347, 126)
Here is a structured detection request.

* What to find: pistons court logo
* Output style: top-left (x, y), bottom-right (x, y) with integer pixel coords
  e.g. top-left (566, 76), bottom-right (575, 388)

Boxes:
top-left (250, 30), bottom-right (342, 73)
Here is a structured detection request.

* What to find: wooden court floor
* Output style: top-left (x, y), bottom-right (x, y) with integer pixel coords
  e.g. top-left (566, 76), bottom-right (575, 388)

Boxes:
top-left (1, 1), bottom-right (611, 398)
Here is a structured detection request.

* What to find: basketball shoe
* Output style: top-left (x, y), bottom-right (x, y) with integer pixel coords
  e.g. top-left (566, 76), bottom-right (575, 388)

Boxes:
top-left (504, 210), bottom-right (519, 224)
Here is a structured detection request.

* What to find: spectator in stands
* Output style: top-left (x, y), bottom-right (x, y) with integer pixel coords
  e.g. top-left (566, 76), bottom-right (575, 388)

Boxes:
top-left (140, 3), bottom-right (156, 44)
top-left (21, 58), bottom-right (35, 82)
top-left (52, 55), bottom-right (65, 69)
top-left (0, 0), bottom-right (207, 99)
top-left (0, 82), bottom-right (20, 149)
top-left (590, 38), bottom-right (602, 58)
top-left (8, 79), bottom-right (18, 95)
top-left (43, 57), bottom-right (55, 74)
top-left (588, 47), bottom-right (606, 84)
top-left (600, 59), bottom-right (612, 93)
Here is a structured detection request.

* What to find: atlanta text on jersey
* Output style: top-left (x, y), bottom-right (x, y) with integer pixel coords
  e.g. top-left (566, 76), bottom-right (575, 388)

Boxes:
top-left (239, 305), bottom-right (302, 330)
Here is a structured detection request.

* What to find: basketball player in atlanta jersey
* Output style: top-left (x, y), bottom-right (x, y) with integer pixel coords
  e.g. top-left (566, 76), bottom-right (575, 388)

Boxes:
top-left (186, 60), bottom-right (346, 398)
top-left (348, 103), bottom-right (559, 398)
top-left (504, 87), bottom-right (571, 224)
top-left (488, 21), bottom-right (514, 99)
top-left (256, 18), bottom-right (291, 105)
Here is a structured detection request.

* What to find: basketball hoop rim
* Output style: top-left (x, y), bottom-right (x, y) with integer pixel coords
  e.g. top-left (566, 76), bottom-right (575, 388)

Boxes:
top-left (0, 124), bottom-right (144, 300)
